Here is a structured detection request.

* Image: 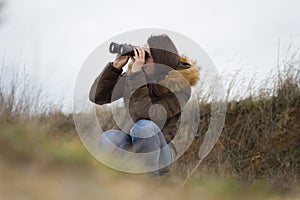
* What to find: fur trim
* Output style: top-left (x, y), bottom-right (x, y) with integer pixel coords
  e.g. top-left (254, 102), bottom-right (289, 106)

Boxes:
top-left (126, 55), bottom-right (200, 93)
top-left (177, 55), bottom-right (200, 87)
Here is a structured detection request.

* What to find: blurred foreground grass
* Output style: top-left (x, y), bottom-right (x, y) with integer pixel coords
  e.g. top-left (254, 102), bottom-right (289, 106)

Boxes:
top-left (0, 121), bottom-right (299, 200)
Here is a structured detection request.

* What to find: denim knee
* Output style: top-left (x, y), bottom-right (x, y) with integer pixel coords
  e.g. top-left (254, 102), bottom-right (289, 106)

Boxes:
top-left (99, 130), bottom-right (131, 150)
top-left (129, 119), bottom-right (161, 139)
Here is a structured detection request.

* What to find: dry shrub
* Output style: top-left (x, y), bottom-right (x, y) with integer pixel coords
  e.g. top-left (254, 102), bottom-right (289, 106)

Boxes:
top-left (173, 49), bottom-right (300, 191)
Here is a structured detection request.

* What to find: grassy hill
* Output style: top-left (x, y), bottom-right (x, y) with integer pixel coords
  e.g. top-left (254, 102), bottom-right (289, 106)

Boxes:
top-left (0, 54), bottom-right (299, 199)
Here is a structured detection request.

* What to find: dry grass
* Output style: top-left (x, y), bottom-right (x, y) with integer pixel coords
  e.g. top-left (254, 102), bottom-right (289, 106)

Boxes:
top-left (0, 49), bottom-right (300, 199)
top-left (175, 50), bottom-right (300, 191)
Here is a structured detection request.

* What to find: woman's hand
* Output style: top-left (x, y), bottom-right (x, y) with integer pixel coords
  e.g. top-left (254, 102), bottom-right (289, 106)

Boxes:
top-left (113, 54), bottom-right (130, 69)
top-left (131, 46), bottom-right (145, 73)
top-left (112, 43), bottom-right (131, 69)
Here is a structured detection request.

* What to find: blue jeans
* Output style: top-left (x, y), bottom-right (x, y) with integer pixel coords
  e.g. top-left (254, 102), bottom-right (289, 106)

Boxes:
top-left (98, 119), bottom-right (173, 176)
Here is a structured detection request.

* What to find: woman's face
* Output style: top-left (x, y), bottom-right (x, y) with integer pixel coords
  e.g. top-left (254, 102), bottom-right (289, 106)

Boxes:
top-left (142, 43), bottom-right (155, 76)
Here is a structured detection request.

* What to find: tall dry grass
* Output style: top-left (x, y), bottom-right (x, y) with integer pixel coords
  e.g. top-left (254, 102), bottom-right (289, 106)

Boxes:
top-left (0, 48), bottom-right (299, 199)
top-left (174, 48), bottom-right (300, 191)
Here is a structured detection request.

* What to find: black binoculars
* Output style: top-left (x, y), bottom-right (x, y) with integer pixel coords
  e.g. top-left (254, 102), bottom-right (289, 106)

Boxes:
top-left (109, 42), bottom-right (150, 58)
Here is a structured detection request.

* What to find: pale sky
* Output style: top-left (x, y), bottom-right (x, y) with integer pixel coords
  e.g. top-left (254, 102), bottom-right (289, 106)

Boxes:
top-left (0, 0), bottom-right (299, 111)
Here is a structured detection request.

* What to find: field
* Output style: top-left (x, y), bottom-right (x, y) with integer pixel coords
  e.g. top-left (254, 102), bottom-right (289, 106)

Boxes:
top-left (0, 51), bottom-right (299, 200)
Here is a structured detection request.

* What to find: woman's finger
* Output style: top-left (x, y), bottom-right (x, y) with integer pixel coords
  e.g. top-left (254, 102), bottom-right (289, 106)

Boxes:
top-left (136, 47), bottom-right (141, 59)
top-left (140, 47), bottom-right (145, 60)
top-left (138, 47), bottom-right (145, 61)
top-left (133, 48), bottom-right (138, 59)
top-left (135, 47), bottom-right (140, 59)
top-left (137, 47), bottom-right (143, 59)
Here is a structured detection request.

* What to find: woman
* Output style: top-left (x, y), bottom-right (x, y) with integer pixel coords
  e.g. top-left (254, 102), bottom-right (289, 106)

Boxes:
top-left (89, 34), bottom-right (200, 176)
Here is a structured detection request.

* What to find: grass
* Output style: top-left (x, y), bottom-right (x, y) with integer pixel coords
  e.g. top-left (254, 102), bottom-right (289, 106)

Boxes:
top-left (0, 121), bottom-right (92, 167)
top-left (0, 48), bottom-right (299, 199)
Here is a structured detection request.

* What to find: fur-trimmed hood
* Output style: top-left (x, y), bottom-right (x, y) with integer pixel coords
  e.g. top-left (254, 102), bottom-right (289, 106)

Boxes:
top-left (126, 55), bottom-right (200, 93)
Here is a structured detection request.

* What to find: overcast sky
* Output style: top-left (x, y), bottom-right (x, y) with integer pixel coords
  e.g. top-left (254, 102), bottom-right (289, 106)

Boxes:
top-left (0, 0), bottom-right (299, 111)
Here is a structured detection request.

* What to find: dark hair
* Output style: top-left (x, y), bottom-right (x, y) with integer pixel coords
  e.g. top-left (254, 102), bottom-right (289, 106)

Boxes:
top-left (147, 34), bottom-right (180, 71)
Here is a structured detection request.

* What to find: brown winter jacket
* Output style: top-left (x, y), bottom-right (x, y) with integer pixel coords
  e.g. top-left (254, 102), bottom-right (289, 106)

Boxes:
top-left (89, 56), bottom-right (200, 154)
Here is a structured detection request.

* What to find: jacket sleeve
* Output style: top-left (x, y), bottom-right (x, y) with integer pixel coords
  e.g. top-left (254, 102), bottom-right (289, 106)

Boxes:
top-left (89, 62), bottom-right (125, 105)
top-left (126, 69), bottom-right (191, 121)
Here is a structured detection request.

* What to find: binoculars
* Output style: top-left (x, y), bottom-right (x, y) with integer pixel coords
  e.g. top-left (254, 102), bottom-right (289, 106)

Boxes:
top-left (109, 42), bottom-right (150, 58)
